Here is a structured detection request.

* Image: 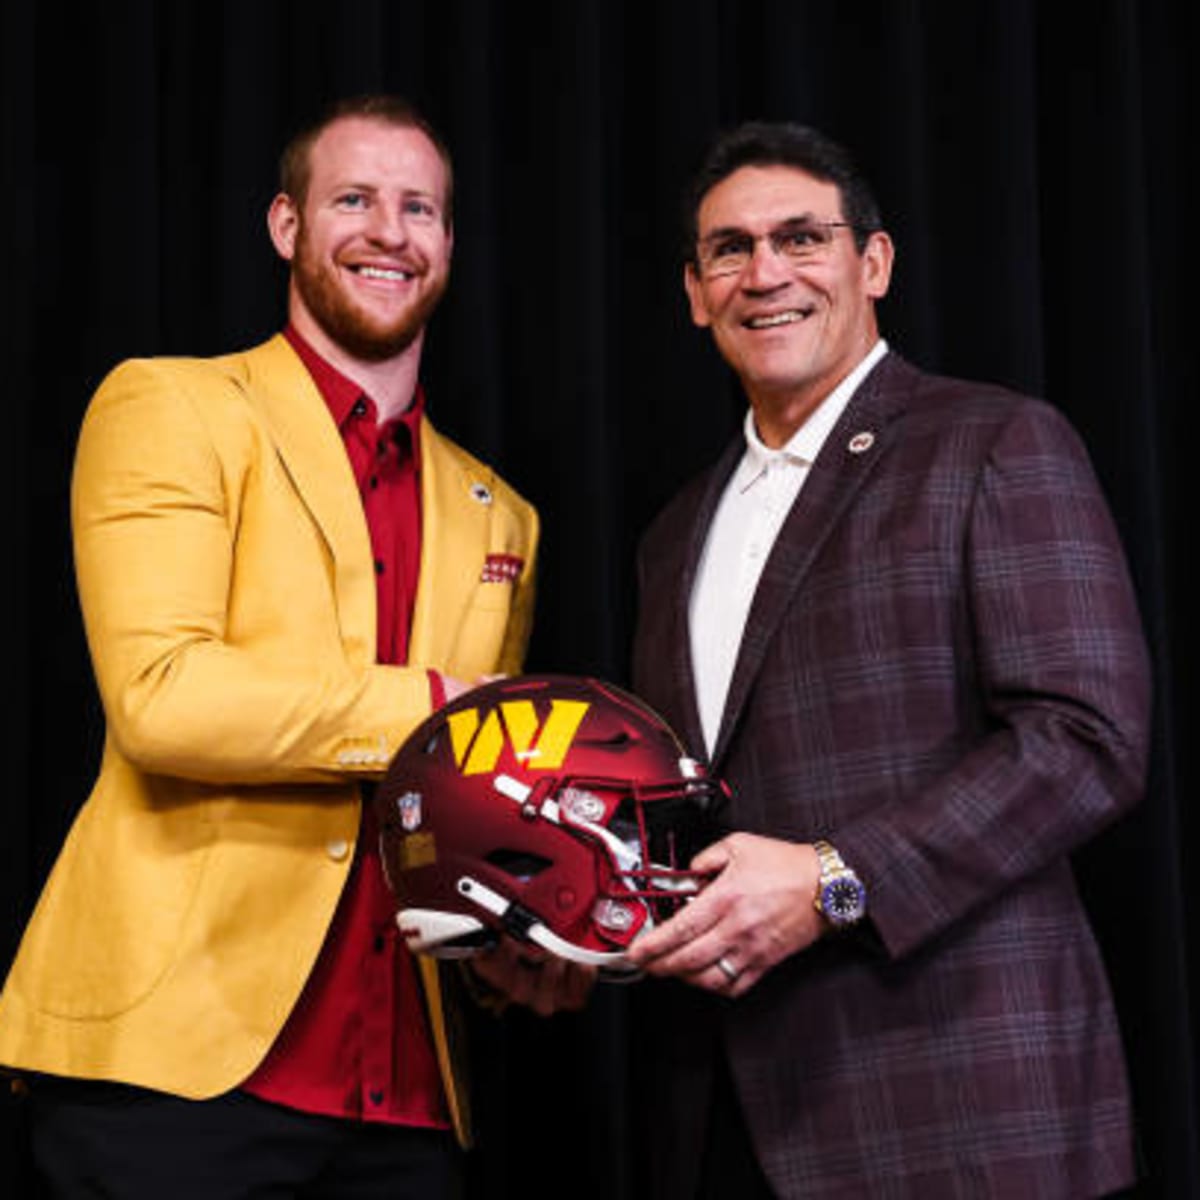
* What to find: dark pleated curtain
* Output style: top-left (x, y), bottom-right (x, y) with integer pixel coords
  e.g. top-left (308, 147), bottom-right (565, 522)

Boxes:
top-left (2, 1), bottom-right (1194, 1196)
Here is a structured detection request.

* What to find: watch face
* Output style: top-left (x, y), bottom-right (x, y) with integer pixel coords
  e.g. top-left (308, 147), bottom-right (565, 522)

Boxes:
top-left (821, 876), bottom-right (866, 926)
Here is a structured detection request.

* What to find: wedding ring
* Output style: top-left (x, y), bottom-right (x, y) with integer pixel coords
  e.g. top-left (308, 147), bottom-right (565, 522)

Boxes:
top-left (716, 955), bottom-right (739, 983)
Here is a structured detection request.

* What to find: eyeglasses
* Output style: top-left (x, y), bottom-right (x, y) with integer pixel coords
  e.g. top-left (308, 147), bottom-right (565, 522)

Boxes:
top-left (695, 220), bottom-right (857, 278)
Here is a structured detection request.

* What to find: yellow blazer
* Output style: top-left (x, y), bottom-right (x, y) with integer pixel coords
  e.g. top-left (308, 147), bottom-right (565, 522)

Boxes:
top-left (0, 336), bottom-right (538, 1145)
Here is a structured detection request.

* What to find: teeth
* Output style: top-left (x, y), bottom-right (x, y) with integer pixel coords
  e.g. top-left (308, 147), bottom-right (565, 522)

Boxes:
top-left (747, 311), bottom-right (804, 329)
top-left (357, 266), bottom-right (411, 281)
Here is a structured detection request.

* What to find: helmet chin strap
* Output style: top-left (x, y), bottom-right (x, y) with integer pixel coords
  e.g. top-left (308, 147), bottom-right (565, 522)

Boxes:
top-left (456, 875), bottom-right (643, 981)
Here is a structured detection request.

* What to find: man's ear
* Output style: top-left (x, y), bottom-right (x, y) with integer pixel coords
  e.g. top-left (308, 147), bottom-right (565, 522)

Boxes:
top-left (267, 193), bottom-right (300, 263)
top-left (861, 230), bottom-right (894, 301)
top-left (683, 262), bottom-right (712, 329)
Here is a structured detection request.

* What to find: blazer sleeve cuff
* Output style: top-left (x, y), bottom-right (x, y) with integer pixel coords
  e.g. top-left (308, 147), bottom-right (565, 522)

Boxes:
top-left (427, 669), bottom-right (447, 710)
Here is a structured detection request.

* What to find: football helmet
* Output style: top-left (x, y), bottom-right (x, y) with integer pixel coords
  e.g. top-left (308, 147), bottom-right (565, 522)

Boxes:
top-left (376, 674), bottom-right (727, 980)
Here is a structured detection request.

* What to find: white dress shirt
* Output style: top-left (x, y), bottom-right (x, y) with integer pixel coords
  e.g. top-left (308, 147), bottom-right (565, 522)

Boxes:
top-left (689, 340), bottom-right (888, 755)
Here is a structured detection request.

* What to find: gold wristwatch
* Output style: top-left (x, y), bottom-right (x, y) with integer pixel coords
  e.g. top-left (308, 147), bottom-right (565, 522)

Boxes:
top-left (813, 839), bottom-right (868, 929)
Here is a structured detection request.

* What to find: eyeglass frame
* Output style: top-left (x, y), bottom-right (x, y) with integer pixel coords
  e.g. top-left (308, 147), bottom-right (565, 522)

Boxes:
top-left (693, 217), bottom-right (867, 279)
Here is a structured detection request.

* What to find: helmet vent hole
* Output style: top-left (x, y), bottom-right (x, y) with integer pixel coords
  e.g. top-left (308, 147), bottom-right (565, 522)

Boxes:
top-left (578, 731), bottom-right (635, 749)
top-left (484, 849), bottom-right (554, 882)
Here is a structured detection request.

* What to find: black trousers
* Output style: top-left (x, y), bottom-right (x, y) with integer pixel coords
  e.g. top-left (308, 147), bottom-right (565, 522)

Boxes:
top-left (697, 1054), bottom-right (775, 1200)
top-left (26, 1076), bottom-right (461, 1200)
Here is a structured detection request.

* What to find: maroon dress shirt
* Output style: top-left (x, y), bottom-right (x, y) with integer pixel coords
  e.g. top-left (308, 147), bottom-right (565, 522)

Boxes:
top-left (242, 328), bottom-right (448, 1129)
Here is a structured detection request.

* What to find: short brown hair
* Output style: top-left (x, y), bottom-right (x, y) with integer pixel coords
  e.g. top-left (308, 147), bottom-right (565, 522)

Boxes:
top-left (278, 94), bottom-right (454, 223)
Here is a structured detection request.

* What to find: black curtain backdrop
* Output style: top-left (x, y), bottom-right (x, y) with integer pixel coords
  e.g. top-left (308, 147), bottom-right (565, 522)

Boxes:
top-left (2, 1), bottom-right (1195, 1196)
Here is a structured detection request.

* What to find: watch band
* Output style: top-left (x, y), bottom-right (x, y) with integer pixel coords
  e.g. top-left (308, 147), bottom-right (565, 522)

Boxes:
top-left (813, 838), bottom-right (846, 876)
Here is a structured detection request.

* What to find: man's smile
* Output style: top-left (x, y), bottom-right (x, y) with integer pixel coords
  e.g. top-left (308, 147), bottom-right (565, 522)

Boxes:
top-left (347, 262), bottom-right (418, 283)
top-left (743, 306), bottom-right (815, 330)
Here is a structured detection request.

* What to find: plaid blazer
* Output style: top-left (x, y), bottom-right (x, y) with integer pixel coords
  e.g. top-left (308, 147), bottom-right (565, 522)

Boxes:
top-left (631, 352), bottom-right (1151, 1199)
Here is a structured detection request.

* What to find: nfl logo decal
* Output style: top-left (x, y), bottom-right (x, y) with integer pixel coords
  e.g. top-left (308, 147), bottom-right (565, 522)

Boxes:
top-left (397, 791), bottom-right (423, 832)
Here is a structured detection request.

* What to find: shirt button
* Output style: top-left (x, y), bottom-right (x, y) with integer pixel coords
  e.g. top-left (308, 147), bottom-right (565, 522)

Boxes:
top-left (352, 398), bottom-right (368, 417)
top-left (374, 559), bottom-right (385, 575)
top-left (369, 1090), bottom-right (384, 1106)
top-left (326, 839), bottom-right (350, 861)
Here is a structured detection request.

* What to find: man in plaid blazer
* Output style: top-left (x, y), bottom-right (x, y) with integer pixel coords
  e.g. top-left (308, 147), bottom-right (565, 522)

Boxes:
top-left (627, 121), bottom-right (1151, 1198)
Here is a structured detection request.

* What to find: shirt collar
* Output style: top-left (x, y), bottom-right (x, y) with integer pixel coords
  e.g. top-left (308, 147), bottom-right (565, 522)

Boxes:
top-left (740, 338), bottom-right (888, 479)
top-left (284, 324), bottom-right (425, 465)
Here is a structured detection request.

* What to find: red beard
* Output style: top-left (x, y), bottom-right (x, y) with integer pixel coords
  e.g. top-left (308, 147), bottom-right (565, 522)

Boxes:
top-left (290, 223), bottom-right (449, 362)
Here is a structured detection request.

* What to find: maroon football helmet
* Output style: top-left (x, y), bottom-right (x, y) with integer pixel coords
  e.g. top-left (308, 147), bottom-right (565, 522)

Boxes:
top-left (376, 674), bottom-right (726, 980)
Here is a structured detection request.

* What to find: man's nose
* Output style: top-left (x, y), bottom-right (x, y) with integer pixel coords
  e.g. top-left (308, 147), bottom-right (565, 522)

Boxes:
top-left (366, 204), bottom-right (410, 247)
top-left (742, 235), bottom-right (791, 290)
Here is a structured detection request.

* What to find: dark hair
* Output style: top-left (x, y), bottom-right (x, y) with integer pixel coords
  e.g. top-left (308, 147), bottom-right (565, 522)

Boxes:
top-left (684, 121), bottom-right (882, 260)
top-left (278, 94), bottom-right (454, 223)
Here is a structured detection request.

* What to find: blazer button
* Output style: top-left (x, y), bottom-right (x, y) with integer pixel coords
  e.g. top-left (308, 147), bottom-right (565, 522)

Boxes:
top-left (326, 839), bottom-right (350, 862)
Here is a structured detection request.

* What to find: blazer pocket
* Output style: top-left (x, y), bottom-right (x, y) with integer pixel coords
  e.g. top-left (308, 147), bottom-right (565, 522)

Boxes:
top-left (472, 578), bottom-right (517, 613)
top-left (451, 589), bottom-right (516, 675)
top-left (25, 778), bottom-right (214, 1020)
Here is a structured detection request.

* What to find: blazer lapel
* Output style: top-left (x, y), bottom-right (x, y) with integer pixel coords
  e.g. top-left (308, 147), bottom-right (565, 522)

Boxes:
top-left (407, 420), bottom-right (492, 666)
top-left (711, 354), bottom-right (911, 765)
top-left (233, 336), bottom-right (377, 665)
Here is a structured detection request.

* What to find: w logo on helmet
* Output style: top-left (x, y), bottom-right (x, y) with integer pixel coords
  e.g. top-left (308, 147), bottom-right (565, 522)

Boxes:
top-left (447, 700), bottom-right (590, 775)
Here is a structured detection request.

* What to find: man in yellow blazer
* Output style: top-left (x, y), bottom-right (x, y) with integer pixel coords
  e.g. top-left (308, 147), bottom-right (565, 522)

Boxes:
top-left (0, 94), bottom-right (546, 1197)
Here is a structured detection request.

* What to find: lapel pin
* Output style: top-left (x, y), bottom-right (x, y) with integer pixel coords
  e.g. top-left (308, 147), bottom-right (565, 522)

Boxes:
top-left (847, 431), bottom-right (875, 455)
top-left (470, 482), bottom-right (493, 505)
